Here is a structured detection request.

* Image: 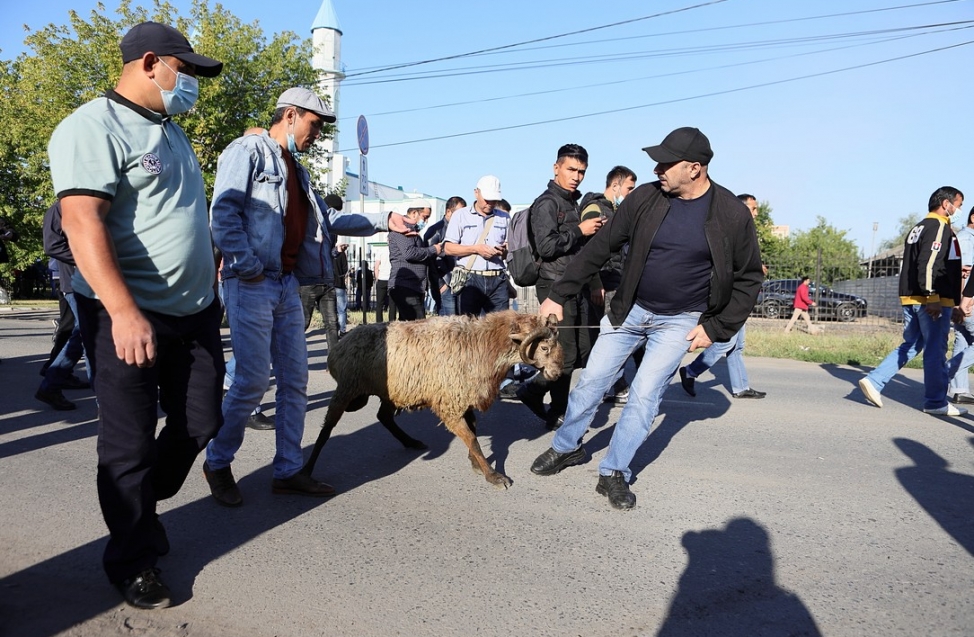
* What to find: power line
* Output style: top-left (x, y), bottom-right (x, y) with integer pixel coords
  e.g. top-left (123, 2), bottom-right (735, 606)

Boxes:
top-left (342, 21), bottom-right (973, 87)
top-left (336, 40), bottom-right (973, 153)
top-left (347, 0), bottom-right (966, 78)
top-left (344, 0), bottom-right (729, 78)
top-left (451, 0), bottom-right (970, 61)
top-left (338, 25), bottom-right (968, 122)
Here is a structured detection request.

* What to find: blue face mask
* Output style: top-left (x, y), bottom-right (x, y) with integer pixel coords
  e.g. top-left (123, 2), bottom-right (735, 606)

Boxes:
top-left (613, 196), bottom-right (624, 207)
top-left (287, 133), bottom-right (299, 154)
top-left (152, 58), bottom-right (199, 115)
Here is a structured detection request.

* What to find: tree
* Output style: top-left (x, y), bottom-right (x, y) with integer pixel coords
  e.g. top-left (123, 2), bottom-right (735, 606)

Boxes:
top-left (753, 200), bottom-right (788, 266)
top-left (0, 0), bottom-right (326, 282)
top-left (776, 216), bottom-right (863, 285)
top-left (877, 214), bottom-right (923, 253)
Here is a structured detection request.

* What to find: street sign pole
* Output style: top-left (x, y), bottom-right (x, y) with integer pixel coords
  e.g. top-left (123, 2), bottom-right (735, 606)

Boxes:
top-left (357, 116), bottom-right (370, 325)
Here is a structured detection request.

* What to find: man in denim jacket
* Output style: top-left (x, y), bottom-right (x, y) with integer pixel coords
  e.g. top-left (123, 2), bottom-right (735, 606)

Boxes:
top-left (205, 87), bottom-right (390, 505)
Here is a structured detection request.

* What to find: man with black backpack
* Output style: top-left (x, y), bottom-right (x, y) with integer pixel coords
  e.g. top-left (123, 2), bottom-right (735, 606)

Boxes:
top-left (515, 144), bottom-right (604, 431)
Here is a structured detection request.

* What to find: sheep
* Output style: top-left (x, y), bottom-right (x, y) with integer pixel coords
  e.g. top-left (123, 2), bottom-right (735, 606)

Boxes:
top-left (301, 310), bottom-right (563, 488)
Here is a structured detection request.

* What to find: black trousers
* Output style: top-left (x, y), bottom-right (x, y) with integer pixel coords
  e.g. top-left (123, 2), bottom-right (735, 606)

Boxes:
top-left (76, 294), bottom-right (225, 584)
top-left (522, 278), bottom-right (592, 420)
top-left (299, 283), bottom-right (341, 347)
top-left (390, 287), bottom-right (426, 321)
top-left (375, 279), bottom-right (397, 323)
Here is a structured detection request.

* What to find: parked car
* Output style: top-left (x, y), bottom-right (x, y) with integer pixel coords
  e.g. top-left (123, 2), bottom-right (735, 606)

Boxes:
top-left (753, 279), bottom-right (868, 322)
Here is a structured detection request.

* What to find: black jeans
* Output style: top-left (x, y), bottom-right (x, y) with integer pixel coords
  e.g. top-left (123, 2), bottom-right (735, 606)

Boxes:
top-left (76, 294), bottom-right (225, 584)
top-left (390, 287), bottom-right (426, 321)
top-left (521, 278), bottom-right (592, 420)
top-left (299, 283), bottom-right (341, 347)
top-left (375, 279), bottom-right (396, 323)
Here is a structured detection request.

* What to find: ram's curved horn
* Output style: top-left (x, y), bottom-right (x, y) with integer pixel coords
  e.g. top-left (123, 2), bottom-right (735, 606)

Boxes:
top-left (518, 324), bottom-right (552, 365)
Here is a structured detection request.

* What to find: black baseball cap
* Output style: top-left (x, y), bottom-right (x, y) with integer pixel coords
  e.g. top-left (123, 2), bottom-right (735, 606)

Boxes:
top-left (642, 127), bottom-right (713, 165)
top-left (120, 22), bottom-right (223, 77)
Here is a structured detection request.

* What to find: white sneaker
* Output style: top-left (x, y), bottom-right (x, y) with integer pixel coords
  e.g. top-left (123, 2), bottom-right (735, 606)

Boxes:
top-left (858, 377), bottom-right (883, 408)
top-left (923, 404), bottom-right (968, 416)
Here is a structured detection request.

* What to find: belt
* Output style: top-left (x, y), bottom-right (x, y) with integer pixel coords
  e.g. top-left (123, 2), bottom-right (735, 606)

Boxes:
top-left (469, 270), bottom-right (504, 277)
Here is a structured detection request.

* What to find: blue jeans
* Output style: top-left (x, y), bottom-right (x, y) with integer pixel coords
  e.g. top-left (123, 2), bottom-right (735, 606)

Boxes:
top-left (551, 306), bottom-right (700, 482)
top-left (40, 291), bottom-right (88, 390)
top-left (948, 317), bottom-right (974, 395)
top-left (335, 288), bottom-right (348, 332)
top-left (457, 272), bottom-right (509, 316)
top-left (438, 285), bottom-right (457, 316)
top-left (686, 325), bottom-right (749, 395)
top-left (207, 275), bottom-right (308, 479)
top-left (865, 304), bottom-right (952, 410)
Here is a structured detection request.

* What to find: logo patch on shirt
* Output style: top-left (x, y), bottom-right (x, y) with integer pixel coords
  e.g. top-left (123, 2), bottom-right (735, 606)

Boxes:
top-left (141, 153), bottom-right (163, 175)
top-left (932, 241), bottom-right (942, 252)
top-left (906, 225), bottom-right (923, 244)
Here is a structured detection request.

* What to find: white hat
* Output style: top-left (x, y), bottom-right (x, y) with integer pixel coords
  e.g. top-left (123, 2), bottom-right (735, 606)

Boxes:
top-left (475, 175), bottom-right (502, 200)
top-left (404, 198), bottom-right (430, 210)
top-left (276, 87), bottom-right (336, 123)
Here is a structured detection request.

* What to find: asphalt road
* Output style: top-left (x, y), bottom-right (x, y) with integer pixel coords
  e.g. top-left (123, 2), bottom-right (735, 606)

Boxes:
top-left (1, 306), bottom-right (972, 637)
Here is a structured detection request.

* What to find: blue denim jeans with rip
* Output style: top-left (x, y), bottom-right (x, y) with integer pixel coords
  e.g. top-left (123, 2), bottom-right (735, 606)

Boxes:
top-left (865, 304), bottom-right (952, 410)
top-left (550, 305), bottom-right (700, 482)
top-left (207, 274), bottom-right (308, 479)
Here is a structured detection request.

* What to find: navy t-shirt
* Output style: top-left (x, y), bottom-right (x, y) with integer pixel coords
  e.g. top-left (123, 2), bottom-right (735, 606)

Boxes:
top-left (635, 187), bottom-right (713, 314)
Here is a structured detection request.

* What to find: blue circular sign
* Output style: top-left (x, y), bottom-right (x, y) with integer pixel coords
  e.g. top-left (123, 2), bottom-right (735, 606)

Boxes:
top-left (357, 115), bottom-right (369, 155)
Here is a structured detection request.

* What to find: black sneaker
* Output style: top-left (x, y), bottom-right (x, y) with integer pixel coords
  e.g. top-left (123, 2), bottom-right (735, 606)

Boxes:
top-left (246, 412), bottom-right (275, 430)
top-left (530, 446), bottom-right (586, 476)
top-left (499, 381), bottom-right (520, 400)
top-left (678, 367), bottom-right (696, 397)
top-left (116, 567), bottom-right (171, 610)
top-left (202, 461), bottom-right (243, 507)
top-left (35, 388), bottom-right (76, 411)
top-left (596, 471), bottom-right (636, 510)
top-left (732, 388), bottom-right (766, 399)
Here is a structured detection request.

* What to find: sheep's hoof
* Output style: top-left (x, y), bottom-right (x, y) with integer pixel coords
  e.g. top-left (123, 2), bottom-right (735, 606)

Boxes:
top-left (403, 439), bottom-right (428, 450)
top-left (486, 472), bottom-right (512, 490)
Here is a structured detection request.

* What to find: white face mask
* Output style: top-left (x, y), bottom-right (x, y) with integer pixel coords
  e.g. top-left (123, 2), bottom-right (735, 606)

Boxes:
top-left (152, 58), bottom-right (199, 115)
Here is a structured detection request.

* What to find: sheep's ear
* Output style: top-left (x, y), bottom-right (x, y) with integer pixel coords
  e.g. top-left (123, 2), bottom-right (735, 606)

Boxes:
top-left (545, 313), bottom-right (559, 327)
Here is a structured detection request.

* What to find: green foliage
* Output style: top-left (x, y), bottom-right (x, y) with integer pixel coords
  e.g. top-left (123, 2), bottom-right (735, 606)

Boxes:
top-left (0, 0), bottom-right (326, 279)
top-left (878, 214), bottom-right (922, 253)
top-left (754, 200), bottom-right (788, 264)
top-left (771, 216), bottom-right (862, 285)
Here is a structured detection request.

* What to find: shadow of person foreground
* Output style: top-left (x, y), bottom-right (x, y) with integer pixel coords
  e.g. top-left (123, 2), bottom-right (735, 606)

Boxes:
top-left (657, 517), bottom-right (821, 637)
top-left (894, 437), bottom-right (974, 556)
top-left (0, 420), bottom-right (445, 637)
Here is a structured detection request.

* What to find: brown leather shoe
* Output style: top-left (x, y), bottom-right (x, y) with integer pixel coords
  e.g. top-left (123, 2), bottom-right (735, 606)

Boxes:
top-left (272, 472), bottom-right (336, 497)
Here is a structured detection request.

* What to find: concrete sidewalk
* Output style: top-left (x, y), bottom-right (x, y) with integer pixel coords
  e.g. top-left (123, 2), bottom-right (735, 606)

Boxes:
top-left (1, 309), bottom-right (972, 636)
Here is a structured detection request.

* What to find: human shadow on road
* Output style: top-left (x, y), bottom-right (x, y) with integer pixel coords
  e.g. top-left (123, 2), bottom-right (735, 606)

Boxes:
top-left (656, 517), bottom-right (822, 637)
top-left (893, 437), bottom-right (974, 556)
top-left (0, 421), bottom-right (444, 637)
top-left (580, 383), bottom-right (731, 483)
top-left (0, 353), bottom-right (98, 459)
top-left (821, 363), bottom-right (925, 410)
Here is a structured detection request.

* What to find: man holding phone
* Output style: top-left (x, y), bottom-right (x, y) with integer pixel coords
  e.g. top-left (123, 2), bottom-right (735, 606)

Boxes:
top-left (442, 175), bottom-right (510, 316)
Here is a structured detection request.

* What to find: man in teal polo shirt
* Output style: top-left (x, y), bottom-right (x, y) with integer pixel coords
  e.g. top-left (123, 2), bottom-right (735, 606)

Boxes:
top-left (49, 21), bottom-right (224, 610)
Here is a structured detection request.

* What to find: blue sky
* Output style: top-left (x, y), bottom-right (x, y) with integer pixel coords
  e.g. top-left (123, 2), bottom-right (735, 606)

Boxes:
top-left (3, 0), bottom-right (973, 255)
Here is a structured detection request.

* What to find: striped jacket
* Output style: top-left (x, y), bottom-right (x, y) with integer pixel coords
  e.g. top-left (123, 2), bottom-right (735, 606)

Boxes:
top-left (898, 213), bottom-right (962, 306)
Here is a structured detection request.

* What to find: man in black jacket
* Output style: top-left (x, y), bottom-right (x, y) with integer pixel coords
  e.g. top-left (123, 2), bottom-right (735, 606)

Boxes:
top-left (529, 127), bottom-right (763, 510)
top-left (516, 144), bottom-right (604, 430)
